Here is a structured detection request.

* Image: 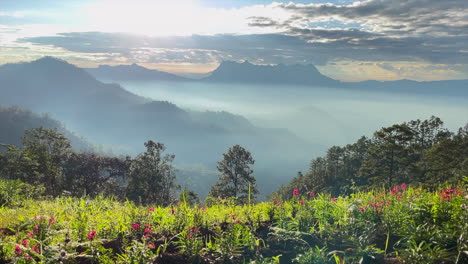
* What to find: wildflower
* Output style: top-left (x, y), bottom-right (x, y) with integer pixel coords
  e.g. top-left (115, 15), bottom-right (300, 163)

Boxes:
top-left (186, 232), bottom-right (194, 239)
top-left (24, 253), bottom-right (32, 261)
top-left (14, 245), bottom-right (22, 256)
top-left (22, 240), bottom-right (29, 247)
top-left (87, 230), bottom-right (96, 241)
top-left (398, 195), bottom-right (402, 200)
top-left (309, 191), bottom-right (315, 197)
top-left (193, 228), bottom-right (200, 233)
top-left (144, 228), bottom-right (152, 235)
top-left (48, 217), bottom-right (56, 225)
top-left (147, 243), bottom-right (156, 249)
top-left (34, 225), bottom-right (39, 233)
top-left (299, 200), bottom-right (305, 205)
top-left (331, 198), bottom-right (337, 202)
top-left (401, 183), bottom-right (407, 190)
top-left (293, 189), bottom-right (299, 196)
top-left (274, 200), bottom-right (281, 206)
top-left (359, 206), bottom-right (366, 213)
top-left (231, 214), bottom-right (236, 220)
top-left (28, 232), bottom-right (34, 237)
top-left (131, 223), bottom-right (140, 230)
top-left (32, 244), bottom-right (40, 254)
top-left (171, 207), bottom-right (175, 215)
top-left (149, 207), bottom-right (154, 212)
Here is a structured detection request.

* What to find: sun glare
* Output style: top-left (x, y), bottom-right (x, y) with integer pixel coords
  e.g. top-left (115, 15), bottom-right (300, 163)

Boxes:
top-left (85, 0), bottom-right (201, 36)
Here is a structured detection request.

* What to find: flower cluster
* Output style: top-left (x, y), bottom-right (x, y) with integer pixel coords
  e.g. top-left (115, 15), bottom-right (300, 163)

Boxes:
top-left (390, 183), bottom-right (407, 195)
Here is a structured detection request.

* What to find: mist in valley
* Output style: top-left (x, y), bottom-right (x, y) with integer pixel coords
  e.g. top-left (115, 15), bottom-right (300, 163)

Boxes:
top-left (116, 80), bottom-right (468, 148)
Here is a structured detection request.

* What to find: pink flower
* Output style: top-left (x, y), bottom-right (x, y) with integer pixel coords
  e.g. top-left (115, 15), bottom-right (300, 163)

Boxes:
top-left (274, 200), bottom-right (281, 206)
top-left (48, 217), bottom-right (56, 225)
top-left (147, 243), bottom-right (156, 249)
top-left (32, 244), bottom-right (40, 254)
top-left (293, 189), bottom-right (299, 196)
top-left (398, 195), bottom-right (402, 200)
top-left (299, 200), bottom-right (305, 205)
top-left (14, 245), bottom-right (23, 256)
top-left (21, 240), bottom-right (29, 247)
top-left (144, 228), bottom-right (152, 234)
top-left (401, 183), bottom-right (407, 190)
top-left (309, 191), bottom-right (315, 197)
top-left (331, 198), bottom-right (337, 202)
top-left (148, 207), bottom-right (154, 212)
top-left (24, 253), bottom-right (32, 261)
top-left (231, 214), bottom-right (236, 220)
top-left (87, 230), bottom-right (96, 241)
top-left (193, 228), bottom-right (200, 233)
top-left (359, 207), bottom-right (366, 213)
top-left (28, 232), bottom-right (34, 237)
top-left (131, 223), bottom-right (140, 230)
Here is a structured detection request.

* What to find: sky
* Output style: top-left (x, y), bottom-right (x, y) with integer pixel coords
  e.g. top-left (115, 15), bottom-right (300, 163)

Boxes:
top-left (0, 0), bottom-right (467, 81)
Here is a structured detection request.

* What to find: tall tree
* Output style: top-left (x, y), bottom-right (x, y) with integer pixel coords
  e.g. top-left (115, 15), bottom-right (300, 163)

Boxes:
top-left (20, 127), bottom-right (72, 195)
top-left (209, 145), bottom-right (258, 203)
top-left (126, 140), bottom-right (178, 205)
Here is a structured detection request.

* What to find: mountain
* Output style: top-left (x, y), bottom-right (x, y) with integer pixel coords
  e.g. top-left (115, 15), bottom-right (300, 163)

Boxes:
top-left (85, 63), bottom-right (189, 82)
top-left (0, 105), bottom-right (91, 151)
top-left (203, 60), bottom-right (338, 86)
top-left (0, 57), bottom-right (317, 196)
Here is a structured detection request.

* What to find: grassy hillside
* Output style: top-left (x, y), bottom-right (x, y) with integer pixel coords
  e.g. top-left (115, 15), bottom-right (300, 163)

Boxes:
top-left (0, 182), bottom-right (466, 263)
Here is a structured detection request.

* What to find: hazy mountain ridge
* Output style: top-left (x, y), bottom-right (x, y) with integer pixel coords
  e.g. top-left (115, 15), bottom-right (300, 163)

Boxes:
top-left (83, 60), bottom-right (468, 97)
top-left (203, 60), bottom-right (338, 86)
top-left (0, 105), bottom-right (92, 151)
top-left (85, 63), bottom-right (189, 82)
top-left (0, 57), bottom-right (316, 195)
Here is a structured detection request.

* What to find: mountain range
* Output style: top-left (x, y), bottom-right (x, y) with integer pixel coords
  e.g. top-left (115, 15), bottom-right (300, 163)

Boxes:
top-left (0, 57), bottom-right (318, 197)
top-left (85, 60), bottom-right (468, 97)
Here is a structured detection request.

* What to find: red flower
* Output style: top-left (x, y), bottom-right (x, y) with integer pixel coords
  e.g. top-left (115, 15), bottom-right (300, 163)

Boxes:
top-left (147, 243), bottom-right (156, 249)
top-left (359, 206), bottom-right (366, 213)
top-left (401, 183), bottom-right (407, 190)
top-left (21, 240), bottom-right (29, 247)
top-left (397, 195), bottom-right (402, 200)
top-left (87, 230), bottom-right (96, 241)
top-left (331, 198), bottom-right (337, 202)
top-left (48, 217), bottom-right (56, 225)
top-left (144, 228), bottom-right (152, 234)
top-left (293, 189), bottom-right (299, 196)
top-left (171, 207), bottom-right (175, 214)
top-left (131, 223), bottom-right (140, 230)
top-left (149, 207), bottom-right (154, 212)
top-left (231, 214), bottom-right (236, 220)
top-left (299, 200), bottom-right (305, 205)
top-left (193, 228), bottom-right (200, 233)
top-left (309, 191), bottom-right (315, 197)
top-left (274, 200), bottom-right (281, 206)
top-left (34, 225), bottom-right (39, 233)
top-left (28, 232), bottom-right (34, 237)
top-left (14, 245), bottom-right (22, 256)
top-left (32, 244), bottom-right (40, 254)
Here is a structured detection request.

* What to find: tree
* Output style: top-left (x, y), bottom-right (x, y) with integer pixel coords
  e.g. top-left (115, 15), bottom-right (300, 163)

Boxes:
top-left (126, 140), bottom-right (178, 205)
top-left (209, 145), bottom-right (258, 203)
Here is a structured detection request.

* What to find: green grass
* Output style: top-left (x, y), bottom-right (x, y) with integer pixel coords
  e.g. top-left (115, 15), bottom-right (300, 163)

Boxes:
top-left (0, 185), bottom-right (466, 263)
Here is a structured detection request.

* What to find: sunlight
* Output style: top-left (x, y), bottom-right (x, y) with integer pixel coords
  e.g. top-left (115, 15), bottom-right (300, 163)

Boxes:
top-left (85, 0), bottom-right (202, 35)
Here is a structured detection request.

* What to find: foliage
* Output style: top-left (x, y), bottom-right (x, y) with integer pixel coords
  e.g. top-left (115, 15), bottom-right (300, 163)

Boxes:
top-left (275, 116), bottom-right (467, 199)
top-left (126, 140), bottom-right (179, 205)
top-left (0, 185), bottom-right (466, 263)
top-left (209, 144), bottom-right (258, 204)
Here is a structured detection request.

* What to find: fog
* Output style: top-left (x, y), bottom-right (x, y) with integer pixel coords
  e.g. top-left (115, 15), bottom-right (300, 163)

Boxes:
top-left (117, 80), bottom-right (468, 148)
